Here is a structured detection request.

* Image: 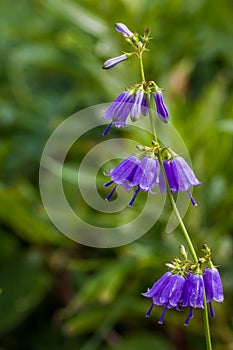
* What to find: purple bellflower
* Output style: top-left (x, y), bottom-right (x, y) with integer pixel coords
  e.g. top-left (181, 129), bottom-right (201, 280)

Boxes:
top-left (104, 154), bottom-right (159, 207)
top-left (182, 273), bottom-right (204, 326)
top-left (103, 91), bottom-right (134, 135)
top-left (103, 90), bottom-right (149, 135)
top-left (203, 267), bottom-right (224, 318)
top-left (115, 23), bottom-right (134, 37)
top-left (142, 272), bottom-right (185, 324)
top-left (103, 54), bottom-right (128, 69)
top-left (153, 90), bottom-right (169, 123)
top-left (130, 90), bottom-right (145, 121)
top-left (159, 156), bottom-right (201, 206)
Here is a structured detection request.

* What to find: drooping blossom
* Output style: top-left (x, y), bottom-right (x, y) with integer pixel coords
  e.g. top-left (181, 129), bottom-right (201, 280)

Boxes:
top-left (203, 267), bottom-right (224, 318)
top-left (159, 156), bottom-right (201, 205)
top-left (182, 273), bottom-right (204, 326)
top-left (130, 90), bottom-right (145, 121)
top-left (104, 154), bottom-right (159, 206)
top-left (103, 90), bottom-right (149, 135)
top-left (153, 90), bottom-right (169, 123)
top-left (142, 272), bottom-right (185, 324)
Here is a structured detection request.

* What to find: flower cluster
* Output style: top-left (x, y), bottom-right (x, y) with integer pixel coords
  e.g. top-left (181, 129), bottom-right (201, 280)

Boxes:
top-left (102, 23), bottom-right (223, 338)
top-left (103, 88), bottom-right (169, 135)
top-left (104, 153), bottom-right (159, 206)
top-left (102, 23), bottom-right (169, 134)
top-left (142, 245), bottom-right (224, 325)
top-left (103, 88), bottom-right (148, 135)
top-left (104, 144), bottom-right (200, 206)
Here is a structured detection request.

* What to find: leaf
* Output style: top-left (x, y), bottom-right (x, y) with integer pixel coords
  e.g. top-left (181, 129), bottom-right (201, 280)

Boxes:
top-left (0, 251), bottom-right (52, 335)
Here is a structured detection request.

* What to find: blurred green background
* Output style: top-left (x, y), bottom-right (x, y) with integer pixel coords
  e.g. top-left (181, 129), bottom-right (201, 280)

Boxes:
top-left (0, 0), bottom-right (233, 349)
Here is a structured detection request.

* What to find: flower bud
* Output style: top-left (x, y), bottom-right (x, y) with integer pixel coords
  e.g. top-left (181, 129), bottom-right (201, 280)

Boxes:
top-left (103, 54), bottom-right (128, 69)
top-left (114, 23), bottom-right (134, 37)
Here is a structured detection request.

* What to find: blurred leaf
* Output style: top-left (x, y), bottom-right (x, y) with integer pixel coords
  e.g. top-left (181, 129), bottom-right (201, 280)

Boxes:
top-left (0, 251), bottom-right (51, 335)
top-left (0, 183), bottom-right (70, 246)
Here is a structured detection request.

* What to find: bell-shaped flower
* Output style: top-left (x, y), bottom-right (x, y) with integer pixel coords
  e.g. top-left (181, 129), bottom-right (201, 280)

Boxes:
top-left (159, 156), bottom-right (201, 206)
top-left (103, 89), bottom-right (149, 135)
top-left (203, 267), bottom-right (224, 318)
top-left (104, 154), bottom-right (159, 206)
top-left (142, 272), bottom-right (185, 324)
top-left (182, 273), bottom-right (204, 326)
top-left (130, 90), bottom-right (147, 121)
top-left (103, 91), bottom-right (134, 135)
top-left (153, 90), bottom-right (169, 123)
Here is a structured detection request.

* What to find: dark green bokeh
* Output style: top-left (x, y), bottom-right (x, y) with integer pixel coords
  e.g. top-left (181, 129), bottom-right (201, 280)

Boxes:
top-left (0, 0), bottom-right (233, 349)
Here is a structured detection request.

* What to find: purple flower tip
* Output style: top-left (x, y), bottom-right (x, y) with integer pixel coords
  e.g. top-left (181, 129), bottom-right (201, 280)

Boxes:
top-left (104, 154), bottom-right (159, 205)
top-left (203, 267), bottom-right (224, 303)
top-left (153, 91), bottom-right (169, 123)
top-left (114, 23), bottom-right (134, 37)
top-left (182, 273), bottom-right (204, 309)
top-left (159, 156), bottom-right (200, 204)
top-left (143, 272), bottom-right (185, 323)
top-left (103, 54), bottom-right (128, 69)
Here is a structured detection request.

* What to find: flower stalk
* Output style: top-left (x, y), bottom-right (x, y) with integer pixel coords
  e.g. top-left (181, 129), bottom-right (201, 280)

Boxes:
top-left (138, 40), bottom-right (212, 350)
top-left (145, 59), bottom-right (213, 350)
top-left (102, 23), bottom-right (221, 350)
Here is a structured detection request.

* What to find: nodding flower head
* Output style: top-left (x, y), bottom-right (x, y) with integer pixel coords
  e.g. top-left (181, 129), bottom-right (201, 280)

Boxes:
top-left (203, 267), bottom-right (224, 318)
top-left (103, 88), bottom-right (149, 135)
top-left (143, 246), bottom-right (224, 326)
top-left (159, 155), bottom-right (201, 206)
top-left (142, 272), bottom-right (185, 324)
top-left (104, 154), bottom-right (159, 207)
top-left (153, 90), bottom-right (169, 123)
top-left (182, 272), bottom-right (204, 326)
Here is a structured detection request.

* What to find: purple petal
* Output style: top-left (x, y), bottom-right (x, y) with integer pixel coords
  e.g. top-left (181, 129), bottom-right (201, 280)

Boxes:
top-left (104, 91), bottom-right (129, 120)
top-left (114, 23), bottom-right (134, 37)
top-left (182, 273), bottom-right (204, 308)
top-left (141, 94), bottom-right (149, 116)
top-left (142, 272), bottom-right (172, 299)
top-left (106, 155), bottom-right (140, 187)
top-left (104, 91), bottom-right (134, 128)
top-left (165, 160), bottom-right (179, 192)
top-left (130, 90), bottom-right (144, 122)
top-left (203, 268), bottom-right (224, 303)
top-left (171, 157), bottom-right (200, 191)
top-left (103, 54), bottom-right (128, 69)
top-left (182, 273), bottom-right (193, 307)
top-left (159, 274), bottom-right (185, 306)
top-left (132, 157), bottom-right (159, 192)
top-left (153, 91), bottom-right (169, 123)
top-left (168, 275), bottom-right (185, 307)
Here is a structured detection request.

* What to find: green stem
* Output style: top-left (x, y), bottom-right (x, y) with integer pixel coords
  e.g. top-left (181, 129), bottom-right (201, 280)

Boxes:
top-left (138, 54), bottom-right (158, 143)
top-left (139, 53), bottom-right (145, 82)
top-left (162, 176), bottom-right (198, 263)
top-left (147, 96), bottom-right (158, 143)
top-left (146, 92), bottom-right (212, 350)
top-left (203, 296), bottom-right (212, 350)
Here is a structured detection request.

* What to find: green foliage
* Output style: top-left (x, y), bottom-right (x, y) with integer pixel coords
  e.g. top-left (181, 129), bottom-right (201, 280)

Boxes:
top-left (0, 0), bottom-right (233, 349)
